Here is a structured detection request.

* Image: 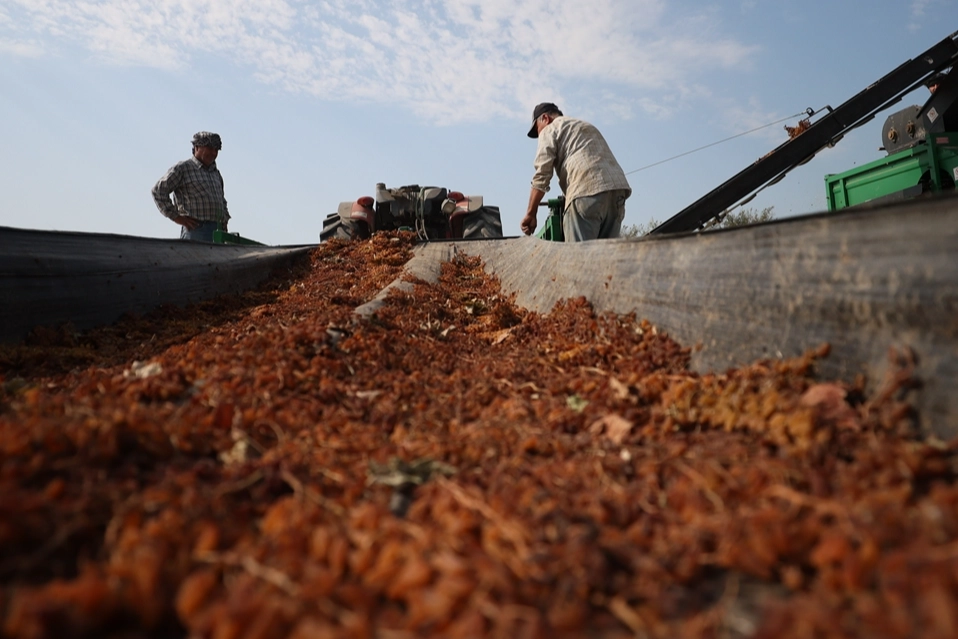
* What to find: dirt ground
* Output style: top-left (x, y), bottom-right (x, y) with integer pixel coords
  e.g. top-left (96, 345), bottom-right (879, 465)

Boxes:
top-left (1, 232), bottom-right (956, 639)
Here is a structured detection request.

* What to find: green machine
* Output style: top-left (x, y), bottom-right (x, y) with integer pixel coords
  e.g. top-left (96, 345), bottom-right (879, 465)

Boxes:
top-left (535, 196), bottom-right (565, 242)
top-left (825, 132), bottom-right (958, 211)
top-left (825, 69), bottom-right (957, 211)
top-left (212, 225), bottom-right (266, 246)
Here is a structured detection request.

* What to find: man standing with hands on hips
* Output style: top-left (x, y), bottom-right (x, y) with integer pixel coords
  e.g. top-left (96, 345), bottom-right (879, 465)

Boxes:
top-left (152, 131), bottom-right (231, 243)
top-left (521, 103), bottom-right (631, 241)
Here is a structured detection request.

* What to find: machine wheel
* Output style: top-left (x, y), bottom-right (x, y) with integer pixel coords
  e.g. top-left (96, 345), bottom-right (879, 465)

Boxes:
top-left (462, 206), bottom-right (503, 239)
top-left (321, 213), bottom-right (363, 242)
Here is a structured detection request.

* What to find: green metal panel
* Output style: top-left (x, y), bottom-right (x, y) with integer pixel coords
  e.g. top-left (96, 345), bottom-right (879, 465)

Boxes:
top-left (825, 132), bottom-right (958, 211)
top-left (535, 197), bottom-right (565, 242)
top-left (213, 229), bottom-right (266, 246)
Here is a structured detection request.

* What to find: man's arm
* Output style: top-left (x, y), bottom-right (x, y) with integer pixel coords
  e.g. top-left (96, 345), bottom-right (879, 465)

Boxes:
top-left (152, 164), bottom-right (183, 220)
top-left (523, 132), bottom-right (557, 235)
top-left (521, 188), bottom-right (547, 235)
top-left (152, 163), bottom-right (200, 230)
top-left (219, 172), bottom-right (230, 232)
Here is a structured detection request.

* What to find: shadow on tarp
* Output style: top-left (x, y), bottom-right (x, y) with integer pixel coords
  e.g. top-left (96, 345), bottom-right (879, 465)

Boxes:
top-left (0, 226), bottom-right (314, 345)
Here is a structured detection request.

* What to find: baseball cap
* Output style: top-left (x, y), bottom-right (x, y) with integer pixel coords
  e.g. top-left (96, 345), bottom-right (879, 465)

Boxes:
top-left (527, 102), bottom-right (562, 138)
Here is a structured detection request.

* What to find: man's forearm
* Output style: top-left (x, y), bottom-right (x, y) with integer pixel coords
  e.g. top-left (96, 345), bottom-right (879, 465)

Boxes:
top-left (520, 187), bottom-right (547, 236)
top-left (153, 195), bottom-right (177, 219)
top-left (526, 188), bottom-right (546, 216)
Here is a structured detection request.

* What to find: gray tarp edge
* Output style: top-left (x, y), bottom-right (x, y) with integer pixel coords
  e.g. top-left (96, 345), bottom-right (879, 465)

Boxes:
top-left (0, 226), bottom-right (313, 344)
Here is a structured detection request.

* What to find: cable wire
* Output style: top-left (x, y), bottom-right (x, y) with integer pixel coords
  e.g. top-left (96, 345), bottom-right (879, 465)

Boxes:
top-left (624, 111), bottom-right (810, 176)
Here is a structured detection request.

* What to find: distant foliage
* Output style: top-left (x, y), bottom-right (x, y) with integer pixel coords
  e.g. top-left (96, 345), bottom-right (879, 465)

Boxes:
top-left (712, 206), bottom-right (776, 229)
top-left (620, 207), bottom-right (774, 237)
top-left (619, 219), bottom-right (660, 238)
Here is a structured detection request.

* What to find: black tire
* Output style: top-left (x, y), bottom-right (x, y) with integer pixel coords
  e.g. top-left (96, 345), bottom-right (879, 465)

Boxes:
top-left (321, 213), bottom-right (362, 242)
top-left (462, 206), bottom-right (503, 239)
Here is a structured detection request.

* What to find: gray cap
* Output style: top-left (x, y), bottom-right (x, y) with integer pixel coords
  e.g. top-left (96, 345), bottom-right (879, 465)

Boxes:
top-left (191, 131), bottom-right (222, 150)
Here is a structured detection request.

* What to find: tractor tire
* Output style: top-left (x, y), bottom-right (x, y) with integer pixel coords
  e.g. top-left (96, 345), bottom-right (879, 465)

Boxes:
top-left (321, 214), bottom-right (360, 242)
top-left (462, 206), bottom-right (504, 239)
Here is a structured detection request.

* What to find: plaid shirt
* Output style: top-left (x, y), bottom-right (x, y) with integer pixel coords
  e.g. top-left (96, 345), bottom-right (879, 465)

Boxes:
top-left (531, 116), bottom-right (631, 202)
top-left (152, 156), bottom-right (230, 224)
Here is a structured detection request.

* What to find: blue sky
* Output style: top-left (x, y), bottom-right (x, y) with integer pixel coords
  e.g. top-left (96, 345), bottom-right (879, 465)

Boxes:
top-left (0, 0), bottom-right (953, 246)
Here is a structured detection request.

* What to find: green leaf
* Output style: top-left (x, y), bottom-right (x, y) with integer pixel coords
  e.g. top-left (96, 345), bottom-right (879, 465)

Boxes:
top-left (566, 394), bottom-right (589, 412)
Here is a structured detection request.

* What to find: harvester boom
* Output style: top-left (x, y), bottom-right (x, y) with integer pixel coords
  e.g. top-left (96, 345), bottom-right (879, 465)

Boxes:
top-left (650, 31), bottom-right (958, 235)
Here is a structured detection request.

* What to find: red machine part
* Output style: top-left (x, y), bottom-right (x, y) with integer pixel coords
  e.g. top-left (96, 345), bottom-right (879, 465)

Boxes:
top-left (350, 196), bottom-right (375, 236)
top-left (447, 192), bottom-right (473, 238)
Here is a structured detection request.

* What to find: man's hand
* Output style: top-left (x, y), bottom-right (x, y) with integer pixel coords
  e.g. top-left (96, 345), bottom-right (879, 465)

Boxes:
top-left (523, 187), bottom-right (546, 235)
top-left (173, 215), bottom-right (200, 230)
top-left (520, 212), bottom-right (537, 236)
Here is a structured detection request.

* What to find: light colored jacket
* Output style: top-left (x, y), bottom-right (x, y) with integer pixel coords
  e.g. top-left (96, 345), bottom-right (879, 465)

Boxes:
top-left (531, 116), bottom-right (631, 202)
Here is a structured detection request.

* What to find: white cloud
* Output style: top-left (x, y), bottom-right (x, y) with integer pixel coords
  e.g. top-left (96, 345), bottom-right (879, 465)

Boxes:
top-left (0, 37), bottom-right (44, 57)
top-left (1, 0), bottom-right (759, 125)
top-left (910, 0), bottom-right (931, 18)
top-left (907, 0), bottom-right (937, 32)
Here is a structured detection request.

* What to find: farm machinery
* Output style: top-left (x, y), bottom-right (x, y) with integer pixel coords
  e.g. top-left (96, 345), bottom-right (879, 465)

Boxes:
top-left (321, 183), bottom-right (503, 242)
top-left (535, 197), bottom-right (566, 241)
top-left (531, 33), bottom-right (958, 241)
top-left (320, 36), bottom-right (958, 245)
top-left (639, 32), bottom-right (958, 235)
top-left (825, 70), bottom-right (957, 210)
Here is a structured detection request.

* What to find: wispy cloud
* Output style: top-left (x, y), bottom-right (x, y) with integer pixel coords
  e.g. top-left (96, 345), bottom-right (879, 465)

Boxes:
top-left (908, 0), bottom-right (934, 32)
top-left (1, 0), bottom-right (758, 124)
top-left (0, 37), bottom-right (44, 57)
top-left (910, 0), bottom-right (931, 18)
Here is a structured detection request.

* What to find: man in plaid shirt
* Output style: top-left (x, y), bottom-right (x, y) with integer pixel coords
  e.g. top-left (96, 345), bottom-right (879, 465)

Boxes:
top-left (152, 131), bottom-right (231, 242)
top-left (521, 103), bottom-right (631, 241)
